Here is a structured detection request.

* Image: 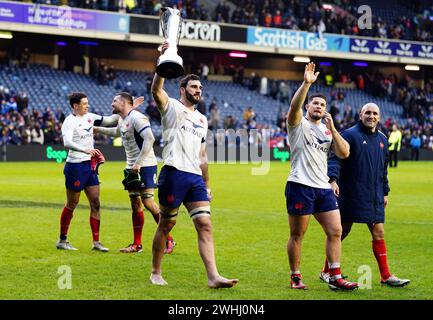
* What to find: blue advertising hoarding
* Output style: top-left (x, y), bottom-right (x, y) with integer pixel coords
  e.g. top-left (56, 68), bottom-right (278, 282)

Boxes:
top-left (247, 27), bottom-right (350, 52)
top-left (350, 38), bottom-right (433, 59)
top-left (0, 1), bottom-right (129, 33)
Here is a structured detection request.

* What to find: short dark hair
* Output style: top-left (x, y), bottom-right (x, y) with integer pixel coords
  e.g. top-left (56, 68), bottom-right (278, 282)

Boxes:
top-left (68, 92), bottom-right (87, 109)
top-left (116, 92), bottom-right (133, 105)
top-left (179, 74), bottom-right (201, 89)
top-left (308, 93), bottom-right (327, 103)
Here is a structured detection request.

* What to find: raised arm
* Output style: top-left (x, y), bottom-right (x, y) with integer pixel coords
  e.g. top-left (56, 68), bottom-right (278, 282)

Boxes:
top-left (287, 62), bottom-right (320, 127)
top-left (151, 42), bottom-right (170, 114)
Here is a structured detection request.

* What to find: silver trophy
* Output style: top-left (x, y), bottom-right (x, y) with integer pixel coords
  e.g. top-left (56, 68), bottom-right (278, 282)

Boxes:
top-left (156, 7), bottom-right (184, 79)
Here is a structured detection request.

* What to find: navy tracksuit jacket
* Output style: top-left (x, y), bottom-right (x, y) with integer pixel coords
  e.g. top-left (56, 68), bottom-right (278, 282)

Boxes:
top-left (328, 122), bottom-right (390, 223)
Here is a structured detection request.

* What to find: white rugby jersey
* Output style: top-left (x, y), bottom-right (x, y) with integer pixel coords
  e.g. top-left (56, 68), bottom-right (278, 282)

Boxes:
top-left (62, 112), bottom-right (102, 163)
top-left (119, 110), bottom-right (157, 168)
top-left (161, 98), bottom-right (208, 175)
top-left (62, 112), bottom-right (119, 163)
top-left (287, 117), bottom-right (333, 189)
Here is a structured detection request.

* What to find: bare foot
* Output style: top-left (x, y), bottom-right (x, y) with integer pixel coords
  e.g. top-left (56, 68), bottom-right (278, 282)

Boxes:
top-left (208, 276), bottom-right (239, 289)
top-left (150, 273), bottom-right (168, 286)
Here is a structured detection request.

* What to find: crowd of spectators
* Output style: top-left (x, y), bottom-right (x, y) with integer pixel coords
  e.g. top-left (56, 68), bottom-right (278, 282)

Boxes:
top-left (0, 85), bottom-right (111, 146)
top-left (26, 0), bottom-right (433, 42)
top-left (0, 87), bottom-right (63, 146)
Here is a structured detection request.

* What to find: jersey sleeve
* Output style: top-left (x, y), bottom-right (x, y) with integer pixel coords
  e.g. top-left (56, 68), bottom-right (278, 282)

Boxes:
top-left (61, 116), bottom-right (86, 152)
top-left (132, 113), bottom-right (155, 166)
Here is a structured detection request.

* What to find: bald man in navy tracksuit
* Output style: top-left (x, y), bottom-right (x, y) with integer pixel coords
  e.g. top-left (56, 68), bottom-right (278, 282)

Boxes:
top-left (320, 103), bottom-right (410, 287)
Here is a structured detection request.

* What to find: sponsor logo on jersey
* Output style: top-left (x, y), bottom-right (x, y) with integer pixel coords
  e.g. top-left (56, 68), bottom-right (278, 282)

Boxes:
top-left (84, 126), bottom-right (93, 132)
top-left (186, 118), bottom-right (204, 129)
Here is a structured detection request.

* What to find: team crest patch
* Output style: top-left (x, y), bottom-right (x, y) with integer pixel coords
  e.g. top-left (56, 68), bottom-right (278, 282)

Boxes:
top-left (74, 180), bottom-right (81, 187)
top-left (294, 203), bottom-right (303, 210)
top-left (325, 130), bottom-right (332, 136)
top-left (199, 118), bottom-right (205, 124)
top-left (88, 119), bottom-right (92, 123)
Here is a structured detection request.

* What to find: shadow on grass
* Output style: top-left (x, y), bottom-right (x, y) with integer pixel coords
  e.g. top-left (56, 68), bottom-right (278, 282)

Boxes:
top-left (0, 200), bottom-right (130, 211)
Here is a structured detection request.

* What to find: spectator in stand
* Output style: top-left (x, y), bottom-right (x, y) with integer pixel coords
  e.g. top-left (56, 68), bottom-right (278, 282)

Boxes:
top-left (19, 48), bottom-right (30, 68)
top-left (410, 131), bottom-right (422, 161)
top-left (31, 123), bottom-right (44, 145)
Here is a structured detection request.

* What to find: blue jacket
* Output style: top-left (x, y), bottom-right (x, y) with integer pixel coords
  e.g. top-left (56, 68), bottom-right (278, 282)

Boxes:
top-left (328, 122), bottom-right (390, 223)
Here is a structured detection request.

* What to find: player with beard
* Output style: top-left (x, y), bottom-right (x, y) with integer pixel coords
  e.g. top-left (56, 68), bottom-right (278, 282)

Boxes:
top-left (285, 62), bottom-right (358, 291)
top-left (149, 41), bottom-right (238, 288)
top-left (94, 92), bottom-right (175, 254)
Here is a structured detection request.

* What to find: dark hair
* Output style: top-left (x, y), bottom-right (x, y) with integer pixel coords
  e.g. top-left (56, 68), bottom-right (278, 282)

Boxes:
top-left (68, 92), bottom-right (87, 109)
top-left (308, 93), bottom-right (327, 103)
top-left (116, 92), bottom-right (133, 105)
top-left (179, 74), bottom-right (201, 89)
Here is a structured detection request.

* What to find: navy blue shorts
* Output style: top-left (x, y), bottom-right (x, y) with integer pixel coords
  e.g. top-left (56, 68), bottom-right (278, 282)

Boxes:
top-left (64, 161), bottom-right (99, 191)
top-left (285, 181), bottom-right (339, 215)
top-left (158, 166), bottom-right (209, 208)
top-left (124, 165), bottom-right (158, 190)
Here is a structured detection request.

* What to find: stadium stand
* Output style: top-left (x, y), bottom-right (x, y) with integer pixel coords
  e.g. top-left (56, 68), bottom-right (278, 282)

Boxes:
top-left (25, 0), bottom-right (433, 42)
top-left (1, 61), bottom-right (432, 149)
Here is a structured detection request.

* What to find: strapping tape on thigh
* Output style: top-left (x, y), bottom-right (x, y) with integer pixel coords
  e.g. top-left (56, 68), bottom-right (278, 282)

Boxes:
top-left (128, 191), bottom-right (141, 198)
top-left (141, 192), bottom-right (154, 199)
top-left (160, 209), bottom-right (178, 219)
top-left (189, 206), bottom-right (211, 219)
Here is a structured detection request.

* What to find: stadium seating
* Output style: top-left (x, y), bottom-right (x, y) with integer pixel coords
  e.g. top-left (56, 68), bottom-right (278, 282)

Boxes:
top-left (0, 63), bottom-right (406, 132)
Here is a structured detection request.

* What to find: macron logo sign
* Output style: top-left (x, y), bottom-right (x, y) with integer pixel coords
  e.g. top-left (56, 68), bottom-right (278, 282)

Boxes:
top-left (181, 21), bottom-right (221, 41)
top-left (351, 39), bottom-right (370, 53)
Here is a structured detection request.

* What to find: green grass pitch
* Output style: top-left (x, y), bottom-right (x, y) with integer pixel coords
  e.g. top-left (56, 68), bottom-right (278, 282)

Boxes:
top-left (0, 161), bottom-right (432, 300)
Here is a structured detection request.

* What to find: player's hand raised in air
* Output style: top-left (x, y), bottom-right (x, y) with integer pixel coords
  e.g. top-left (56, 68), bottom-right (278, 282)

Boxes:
top-left (132, 96), bottom-right (145, 109)
top-left (158, 41), bottom-right (169, 55)
top-left (304, 62), bottom-right (320, 85)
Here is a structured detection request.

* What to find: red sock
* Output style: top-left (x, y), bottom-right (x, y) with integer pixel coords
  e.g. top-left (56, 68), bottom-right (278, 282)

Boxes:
top-left (329, 262), bottom-right (341, 279)
top-left (132, 211), bottom-right (144, 245)
top-left (90, 217), bottom-right (100, 242)
top-left (60, 207), bottom-right (73, 239)
top-left (372, 239), bottom-right (391, 280)
top-left (322, 258), bottom-right (329, 273)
